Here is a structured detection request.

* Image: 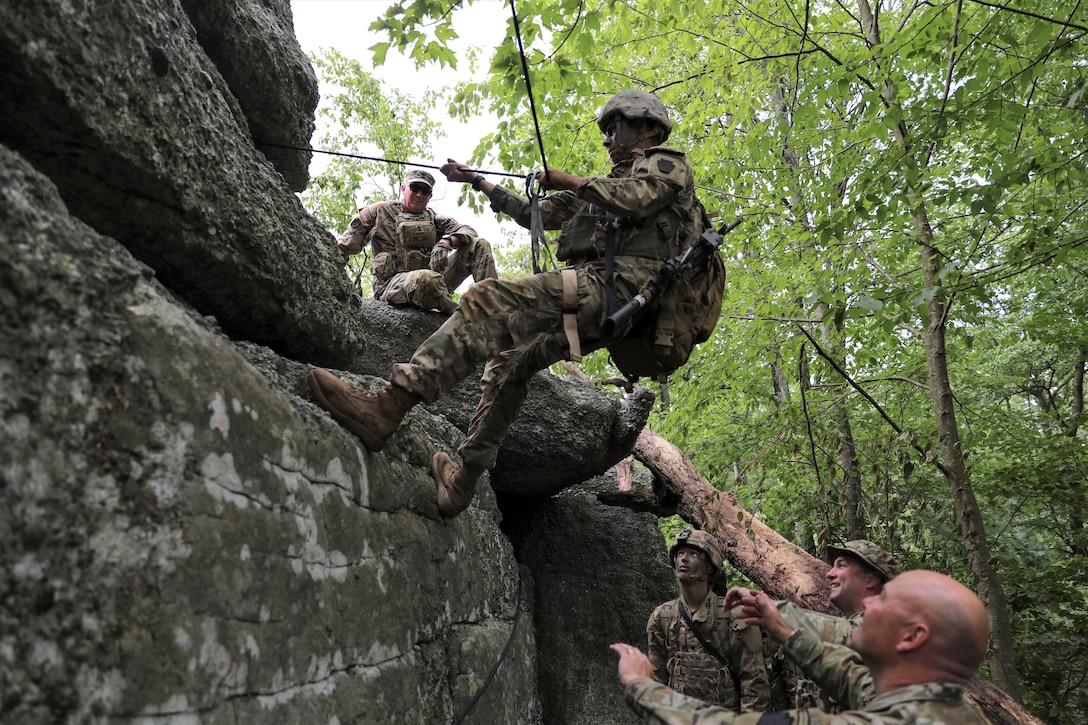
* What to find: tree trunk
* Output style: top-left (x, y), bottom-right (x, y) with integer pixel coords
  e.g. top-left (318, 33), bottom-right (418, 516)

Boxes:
top-left (1066, 345), bottom-right (1086, 557)
top-left (599, 427), bottom-right (1043, 725)
top-left (919, 231), bottom-right (1022, 701)
top-left (852, 0), bottom-right (1022, 700)
top-left (601, 428), bottom-right (833, 613)
top-left (817, 302), bottom-right (866, 540)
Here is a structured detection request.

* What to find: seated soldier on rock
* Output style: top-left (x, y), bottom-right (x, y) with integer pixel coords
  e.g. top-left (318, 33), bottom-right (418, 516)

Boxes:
top-left (337, 168), bottom-right (497, 315)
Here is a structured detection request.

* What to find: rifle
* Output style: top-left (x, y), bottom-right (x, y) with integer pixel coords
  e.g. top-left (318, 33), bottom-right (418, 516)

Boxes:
top-left (600, 216), bottom-right (742, 340)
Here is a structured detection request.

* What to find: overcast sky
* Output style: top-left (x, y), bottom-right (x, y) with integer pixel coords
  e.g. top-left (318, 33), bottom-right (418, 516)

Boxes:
top-left (290, 0), bottom-right (516, 243)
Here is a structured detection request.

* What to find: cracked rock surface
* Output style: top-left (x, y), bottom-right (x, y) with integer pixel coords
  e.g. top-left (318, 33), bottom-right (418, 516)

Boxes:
top-left (0, 1), bottom-right (672, 722)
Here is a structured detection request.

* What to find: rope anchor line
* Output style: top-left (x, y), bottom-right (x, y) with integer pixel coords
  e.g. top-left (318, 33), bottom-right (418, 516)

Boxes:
top-left (258, 141), bottom-right (524, 179)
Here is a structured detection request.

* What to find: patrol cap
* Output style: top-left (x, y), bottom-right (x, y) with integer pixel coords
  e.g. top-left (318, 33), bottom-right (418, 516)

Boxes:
top-left (826, 540), bottom-right (900, 582)
top-left (405, 168), bottom-right (435, 191)
top-left (668, 529), bottom-right (723, 576)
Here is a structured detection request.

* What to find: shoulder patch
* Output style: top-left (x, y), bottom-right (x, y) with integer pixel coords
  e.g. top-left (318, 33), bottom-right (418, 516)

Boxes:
top-left (639, 146), bottom-right (690, 185)
top-left (359, 200), bottom-right (392, 224)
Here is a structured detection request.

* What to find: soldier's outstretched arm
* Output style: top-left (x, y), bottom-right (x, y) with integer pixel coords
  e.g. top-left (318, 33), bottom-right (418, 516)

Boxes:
top-left (534, 167), bottom-right (586, 192)
top-left (732, 589), bottom-right (794, 646)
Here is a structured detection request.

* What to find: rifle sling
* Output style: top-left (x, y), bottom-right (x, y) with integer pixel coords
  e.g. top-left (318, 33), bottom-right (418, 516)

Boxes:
top-left (560, 268), bottom-right (582, 362)
top-left (678, 603), bottom-right (729, 668)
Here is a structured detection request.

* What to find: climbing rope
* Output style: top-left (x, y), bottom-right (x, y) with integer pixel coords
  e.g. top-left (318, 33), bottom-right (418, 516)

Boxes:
top-left (257, 141), bottom-right (524, 179)
top-left (508, 0), bottom-right (550, 185)
top-left (449, 571), bottom-right (524, 725)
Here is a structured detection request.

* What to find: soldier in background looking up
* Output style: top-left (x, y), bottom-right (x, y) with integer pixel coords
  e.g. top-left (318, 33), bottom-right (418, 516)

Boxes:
top-left (766, 539), bottom-right (901, 711)
top-left (645, 530), bottom-right (769, 713)
top-left (611, 569), bottom-right (988, 724)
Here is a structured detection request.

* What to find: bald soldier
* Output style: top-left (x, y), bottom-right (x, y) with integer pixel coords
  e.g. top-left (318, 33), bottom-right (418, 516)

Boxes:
top-left (612, 570), bottom-right (989, 724)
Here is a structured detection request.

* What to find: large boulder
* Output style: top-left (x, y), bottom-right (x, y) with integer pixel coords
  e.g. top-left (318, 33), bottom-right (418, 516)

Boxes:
top-left (502, 471), bottom-right (677, 725)
top-left (0, 0), bottom-right (360, 369)
top-left (0, 144), bottom-right (536, 723)
top-left (0, 1), bottom-right (672, 722)
top-left (180, 0), bottom-right (318, 191)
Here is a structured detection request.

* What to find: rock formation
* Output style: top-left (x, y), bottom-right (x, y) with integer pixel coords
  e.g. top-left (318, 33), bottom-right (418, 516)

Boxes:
top-left (0, 1), bottom-right (670, 722)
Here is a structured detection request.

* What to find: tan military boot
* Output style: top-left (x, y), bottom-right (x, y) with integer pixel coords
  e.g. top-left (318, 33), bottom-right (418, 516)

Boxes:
top-left (307, 368), bottom-right (420, 451)
top-left (432, 451), bottom-right (484, 518)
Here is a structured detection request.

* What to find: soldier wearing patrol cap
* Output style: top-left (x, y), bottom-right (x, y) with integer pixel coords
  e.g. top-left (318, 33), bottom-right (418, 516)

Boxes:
top-left (308, 90), bottom-right (706, 519)
top-left (644, 530), bottom-right (770, 713)
top-left (764, 539), bottom-right (901, 712)
top-left (825, 539), bottom-right (901, 621)
top-left (336, 168), bottom-right (497, 315)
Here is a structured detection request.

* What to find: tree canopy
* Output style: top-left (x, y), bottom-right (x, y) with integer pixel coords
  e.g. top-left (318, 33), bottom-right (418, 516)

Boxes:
top-left (355, 0), bottom-right (1087, 719)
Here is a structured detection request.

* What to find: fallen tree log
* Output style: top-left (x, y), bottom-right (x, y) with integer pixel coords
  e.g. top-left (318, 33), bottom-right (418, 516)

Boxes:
top-left (597, 427), bottom-right (1043, 725)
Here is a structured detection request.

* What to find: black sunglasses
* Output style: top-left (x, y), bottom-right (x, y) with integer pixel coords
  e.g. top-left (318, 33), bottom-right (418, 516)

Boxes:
top-left (409, 183), bottom-right (432, 195)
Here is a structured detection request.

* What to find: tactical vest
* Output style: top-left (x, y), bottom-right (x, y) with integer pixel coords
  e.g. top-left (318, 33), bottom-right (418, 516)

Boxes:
top-left (555, 203), bottom-right (683, 263)
top-left (395, 209), bottom-right (438, 272)
top-left (666, 610), bottom-right (741, 708)
top-left (555, 152), bottom-right (686, 264)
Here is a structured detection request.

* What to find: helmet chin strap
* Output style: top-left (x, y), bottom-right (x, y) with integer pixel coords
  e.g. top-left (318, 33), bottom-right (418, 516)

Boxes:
top-left (611, 118), bottom-right (660, 155)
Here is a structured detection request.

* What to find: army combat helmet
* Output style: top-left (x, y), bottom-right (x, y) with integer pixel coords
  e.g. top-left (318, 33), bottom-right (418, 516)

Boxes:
top-left (826, 539), bottom-right (900, 582)
top-left (596, 90), bottom-right (672, 143)
top-left (669, 529), bottom-right (723, 576)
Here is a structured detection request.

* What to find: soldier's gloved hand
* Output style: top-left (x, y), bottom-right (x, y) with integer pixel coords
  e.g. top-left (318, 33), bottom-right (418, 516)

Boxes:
top-left (430, 242), bottom-right (451, 272)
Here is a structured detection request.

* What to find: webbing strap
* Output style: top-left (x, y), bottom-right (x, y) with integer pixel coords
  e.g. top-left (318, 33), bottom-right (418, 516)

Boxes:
top-left (654, 309), bottom-right (675, 347)
top-left (561, 267), bottom-right (582, 362)
top-left (602, 213), bottom-right (617, 322)
top-left (527, 172), bottom-right (547, 274)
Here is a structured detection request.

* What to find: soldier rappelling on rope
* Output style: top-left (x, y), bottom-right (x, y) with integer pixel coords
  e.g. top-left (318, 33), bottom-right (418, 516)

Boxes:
top-left (307, 90), bottom-right (724, 518)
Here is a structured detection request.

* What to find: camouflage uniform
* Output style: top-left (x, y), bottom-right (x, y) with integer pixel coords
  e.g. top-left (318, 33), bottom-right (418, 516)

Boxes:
top-left (766, 607), bottom-right (860, 711)
top-left (781, 605), bottom-right (860, 646)
top-left (766, 541), bottom-right (900, 713)
top-left (647, 592), bottom-right (770, 712)
top-left (624, 628), bottom-right (983, 724)
top-left (387, 145), bottom-right (696, 472)
top-left (337, 196), bottom-right (496, 313)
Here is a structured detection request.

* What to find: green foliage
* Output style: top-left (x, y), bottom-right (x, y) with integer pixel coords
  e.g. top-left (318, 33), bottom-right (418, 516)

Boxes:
top-left (299, 49), bottom-right (445, 233)
top-left (368, 1), bottom-right (1088, 717)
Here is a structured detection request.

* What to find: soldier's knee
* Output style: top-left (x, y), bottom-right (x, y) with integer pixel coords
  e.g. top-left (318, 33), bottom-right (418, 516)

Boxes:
top-left (413, 270), bottom-right (448, 295)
